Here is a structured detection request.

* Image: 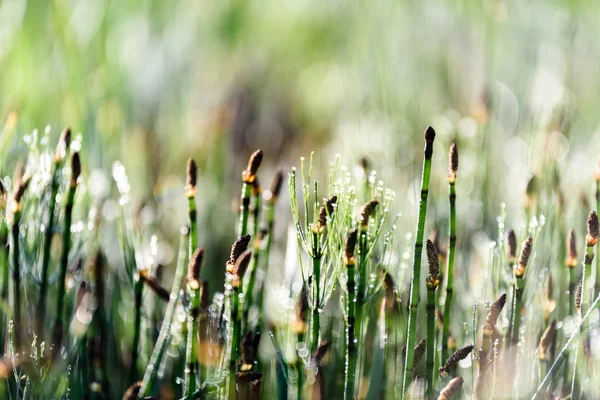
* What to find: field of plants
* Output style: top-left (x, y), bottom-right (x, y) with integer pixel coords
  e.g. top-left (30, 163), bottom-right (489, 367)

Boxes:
top-left (1, 1), bottom-right (600, 400)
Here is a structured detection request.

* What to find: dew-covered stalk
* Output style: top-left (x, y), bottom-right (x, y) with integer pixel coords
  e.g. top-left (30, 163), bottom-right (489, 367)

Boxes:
top-left (505, 230), bottom-right (517, 343)
top-left (185, 248), bottom-right (204, 398)
top-left (474, 294), bottom-right (506, 400)
top-left (131, 270), bottom-right (144, 382)
top-left (582, 212), bottom-right (598, 314)
top-left (532, 293), bottom-right (600, 400)
top-left (227, 249), bottom-right (253, 399)
top-left (243, 230), bottom-right (265, 329)
top-left (294, 288), bottom-right (309, 400)
top-left (38, 127), bottom-right (70, 341)
top-left (10, 177), bottom-right (29, 351)
top-left (344, 229), bottom-right (358, 400)
top-left (441, 143), bottom-right (458, 366)
top-left (425, 239), bottom-right (440, 399)
top-left (140, 226), bottom-right (189, 397)
top-left (53, 151), bottom-right (80, 351)
top-left (510, 237), bottom-right (533, 345)
top-left (0, 181), bottom-right (9, 349)
top-left (239, 150), bottom-right (263, 236)
top-left (184, 159), bottom-right (200, 397)
top-left (402, 126), bottom-right (436, 399)
top-left (355, 199), bottom-right (378, 342)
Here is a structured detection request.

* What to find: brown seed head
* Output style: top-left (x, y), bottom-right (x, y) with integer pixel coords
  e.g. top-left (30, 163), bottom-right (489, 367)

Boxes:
top-left (316, 195), bottom-right (337, 230)
top-left (439, 344), bottom-right (474, 376)
top-left (515, 237), bottom-right (533, 277)
top-left (139, 268), bottom-right (170, 301)
top-left (538, 321), bottom-right (557, 360)
top-left (426, 239), bottom-right (440, 288)
top-left (424, 126), bottom-right (436, 142)
top-left (524, 175), bottom-right (538, 209)
top-left (11, 177), bottom-right (30, 212)
top-left (448, 143), bottom-right (458, 183)
top-left (229, 235), bottom-right (252, 267)
top-left (359, 199), bottom-right (378, 229)
top-left (507, 230), bottom-right (517, 262)
top-left (188, 248), bottom-right (204, 289)
top-left (232, 249), bottom-right (252, 285)
top-left (185, 158), bottom-right (197, 198)
top-left (344, 228), bottom-right (358, 265)
top-left (566, 229), bottom-right (578, 268)
top-left (269, 170), bottom-right (284, 204)
top-left (242, 150), bottom-right (263, 183)
top-left (55, 127), bottom-right (71, 162)
top-left (71, 152), bottom-right (81, 187)
top-left (586, 211), bottom-right (599, 246)
top-left (414, 339), bottom-right (426, 364)
top-left (438, 377), bottom-right (464, 400)
top-left (484, 293), bottom-right (507, 332)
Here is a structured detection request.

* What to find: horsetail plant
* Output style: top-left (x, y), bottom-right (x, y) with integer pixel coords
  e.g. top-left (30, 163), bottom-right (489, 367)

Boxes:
top-left (595, 163), bottom-right (600, 297)
top-left (52, 151), bottom-right (81, 352)
top-left (510, 237), bottom-right (533, 346)
top-left (439, 344), bottom-right (474, 377)
top-left (474, 293), bottom-right (506, 400)
top-left (185, 248), bottom-right (204, 397)
top-left (239, 150), bottom-right (263, 236)
top-left (441, 143), bottom-right (458, 366)
top-left (566, 229), bottom-right (578, 315)
top-left (582, 211), bottom-right (598, 313)
top-left (37, 127), bottom-right (71, 341)
top-left (343, 228), bottom-right (358, 400)
top-left (10, 176), bottom-right (30, 351)
top-left (227, 248), bottom-right (253, 398)
top-left (425, 239), bottom-right (440, 399)
top-left (402, 126), bottom-right (436, 399)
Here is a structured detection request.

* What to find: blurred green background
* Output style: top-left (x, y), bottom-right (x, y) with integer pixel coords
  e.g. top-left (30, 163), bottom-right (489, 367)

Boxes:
top-left (2, 0), bottom-right (600, 288)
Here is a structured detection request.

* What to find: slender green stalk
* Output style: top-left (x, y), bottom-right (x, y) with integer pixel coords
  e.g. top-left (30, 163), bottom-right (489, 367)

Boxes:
top-left (53, 152), bottom-right (80, 352)
top-left (344, 229), bottom-right (358, 400)
top-left (38, 128), bottom-right (70, 341)
top-left (441, 143), bottom-right (458, 366)
top-left (140, 227), bottom-right (189, 397)
top-left (243, 232), bottom-right (264, 330)
top-left (532, 293), bottom-right (600, 400)
top-left (311, 231), bottom-right (321, 355)
top-left (130, 271), bottom-right (144, 382)
top-left (184, 158), bottom-right (200, 397)
top-left (239, 150), bottom-right (263, 236)
top-left (0, 219), bottom-right (8, 350)
top-left (425, 240), bottom-right (440, 399)
top-left (10, 177), bottom-right (29, 351)
top-left (510, 237), bottom-right (533, 346)
top-left (402, 126), bottom-right (436, 399)
top-left (505, 230), bottom-right (516, 344)
top-left (185, 249), bottom-right (204, 398)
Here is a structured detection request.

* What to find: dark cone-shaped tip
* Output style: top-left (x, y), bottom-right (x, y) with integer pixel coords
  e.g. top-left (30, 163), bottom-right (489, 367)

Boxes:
top-left (426, 239), bottom-right (440, 279)
top-left (188, 248), bottom-right (204, 287)
top-left (587, 211), bottom-right (599, 243)
top-left (424, 126), bottom-right (436, 142)
top-left (507, 230), bottom-right (517, 259)
top-left (414, 339), bottom-right (426, 364)
top-left (269, 170), bottom-right (284, 202)
top-left (317, 195), bottom-right (337, 228)
top-left (440, 344), bottom-right (474, 375)
top-left (567, 229), bottom-right (577, 266)
top-left (449, 143), bottom-right (459, 173)
top-left (359, 200), bottom-right (379, 228)
top-left (122, 381), bottom-right (142, 400)
top-left (233, 249), bottom-right (252, 279)
top-left (243, 150), bottom-right (264, 183)
top-left (186, 158), bottom-right (197, 189)
top-left (229, 235), bottom-right (252, 265)
top-left (485, 293), bottom-right (507, 331)
top-left (344, 228), bottom-right (358, 261)
top-left (518, 237), bottom-right (534, 267)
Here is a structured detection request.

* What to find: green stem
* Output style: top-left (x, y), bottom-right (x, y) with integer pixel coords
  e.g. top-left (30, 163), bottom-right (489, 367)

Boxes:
top-left (243, 249), bottom-right (260, 330)
top-left (297, 332), bottom-right (305, 400)
top-left (532, 294), bottom-right (600, 399)
top-left (425, 289), bottom-right (436, 399)
top-left (37, 162), bottom-right (60, 341)
top-left (54, 183), bottom-right (77, 351)
top-left (511, 276), bottom-right (524, 345)
top-left (311, 255), bottom-right (321, 356)
top-left (505, 262), bottom-right (515, 344)
top-left (568, 267), bottom-right (576, 317)
top-left (11, 209), bottom-right (22, 351)
top-left (185, 196), bottom-right (199, 397)
top-left (401, 131), bottom-right (434, 399)
top-left (345, 262), bottom-right (357, 400)
top-left (229, 287), bottom-right (241, 399)
top-left (130, 273), bottom-right (144, 382)
top-left (141, 229), bottom-right (189, 397)
top-left (238, 183), bottom-right (251, 236)
top-left (255, 201), bottom-right (276, 330)
top-left (441, 181), bottom-right (456, 365)
top-left (0, 223), bottom-right (8, 350)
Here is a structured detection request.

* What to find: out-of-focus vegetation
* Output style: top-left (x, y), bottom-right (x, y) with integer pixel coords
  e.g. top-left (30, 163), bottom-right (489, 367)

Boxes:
top-left (2, 1), bottom-right (600, 399)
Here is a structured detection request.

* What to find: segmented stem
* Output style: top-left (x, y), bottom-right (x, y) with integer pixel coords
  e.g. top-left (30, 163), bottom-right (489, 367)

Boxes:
top-left (426, 289), bottom-right (436, 399)
top-left (239, 183), bottom-right (252, 236)
top-left (345, 258), bottom-right (357, 399)
top-left (442, 177), bottom-right (456, 364)
top-left (10, 209), bottom-right (22, 351)
top-left (402, 127), bottom-right (435, 399)
top-left (185, 195), bottom-right (199, 397)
